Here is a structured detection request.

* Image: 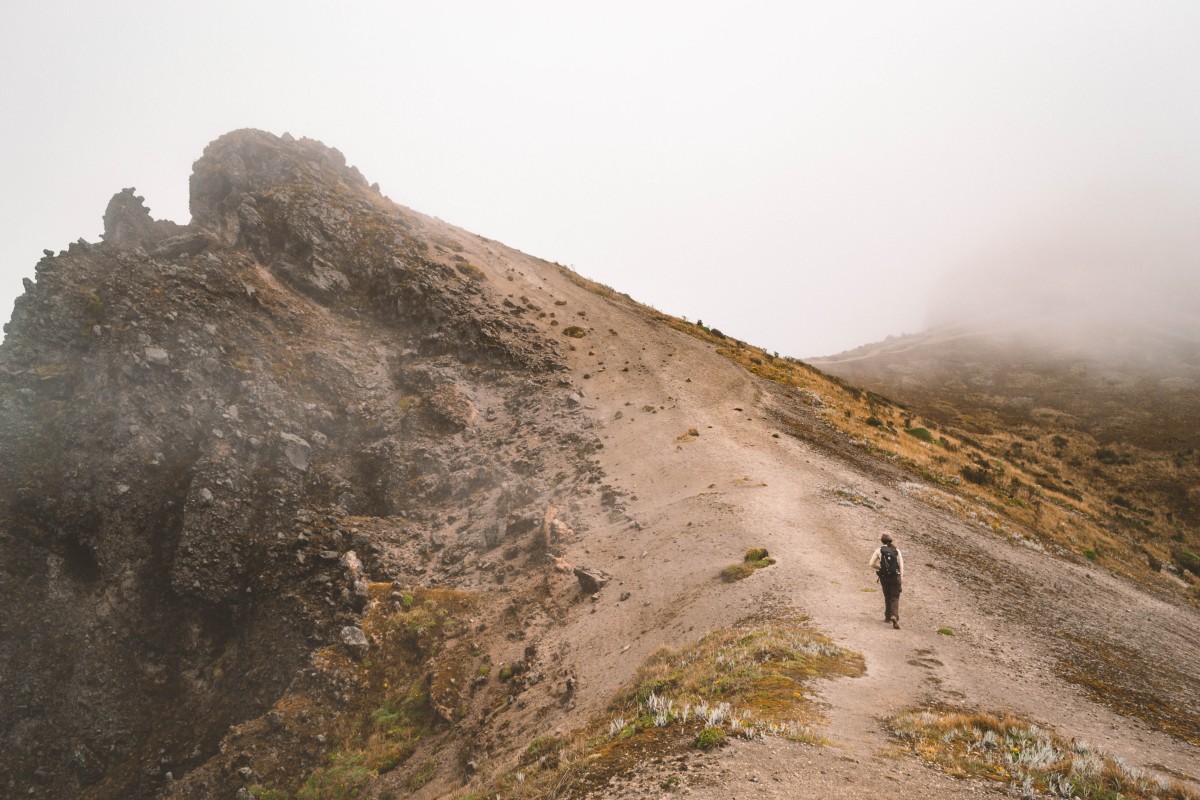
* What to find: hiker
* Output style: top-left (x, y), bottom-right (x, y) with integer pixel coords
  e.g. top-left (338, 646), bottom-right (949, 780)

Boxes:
top-left (869, 533), bottom-right (904, 629)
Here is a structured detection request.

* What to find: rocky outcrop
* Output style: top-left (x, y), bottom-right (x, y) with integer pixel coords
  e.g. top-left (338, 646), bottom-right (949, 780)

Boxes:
top-left (188, 129), bottom-right (559, 369)
top-left (101, 187), bottom-right (187, 249)
top-left (0, 131), bottom-right (602, 799)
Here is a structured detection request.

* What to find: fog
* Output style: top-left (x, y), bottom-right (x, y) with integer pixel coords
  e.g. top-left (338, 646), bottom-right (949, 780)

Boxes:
top-left (928, 183), bottom-right (1200, 354)
top-left (2, 2), bottom-right (1198, 357)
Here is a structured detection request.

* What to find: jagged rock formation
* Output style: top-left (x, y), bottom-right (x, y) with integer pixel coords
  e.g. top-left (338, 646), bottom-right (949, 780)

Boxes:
top-left (0, 130), bottom-right (603, 799)
top-left (5, 130), bottom-right (1200, 800)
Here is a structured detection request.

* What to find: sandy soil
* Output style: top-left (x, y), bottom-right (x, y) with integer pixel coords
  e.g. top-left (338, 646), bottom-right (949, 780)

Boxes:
top-left (427, 225), bottom-right (1200, 798)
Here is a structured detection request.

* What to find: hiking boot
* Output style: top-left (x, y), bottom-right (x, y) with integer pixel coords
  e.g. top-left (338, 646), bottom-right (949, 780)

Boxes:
top-left (891, 618), bottom-right (900, 629)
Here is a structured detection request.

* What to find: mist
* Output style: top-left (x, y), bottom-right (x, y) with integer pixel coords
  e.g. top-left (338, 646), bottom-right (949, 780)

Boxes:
top-left (927, 182), bottom-right (1200, 360)
top-left (2, 2), bottom-right (1200, 358)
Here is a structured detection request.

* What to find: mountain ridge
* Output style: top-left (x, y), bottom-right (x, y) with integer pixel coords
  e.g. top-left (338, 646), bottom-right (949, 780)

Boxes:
top-left (2, 130), bottom-right (1198, 800)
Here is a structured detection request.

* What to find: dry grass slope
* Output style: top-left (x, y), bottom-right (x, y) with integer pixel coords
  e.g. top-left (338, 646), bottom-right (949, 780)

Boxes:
top-left (465, 614), bottom-right (863, 800)
top-left (890, 708), bottom-right (1199, 800)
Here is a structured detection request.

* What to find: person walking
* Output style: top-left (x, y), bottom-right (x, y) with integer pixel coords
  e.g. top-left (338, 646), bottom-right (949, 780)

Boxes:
top-left (870, 533), bottom-right (904, 629)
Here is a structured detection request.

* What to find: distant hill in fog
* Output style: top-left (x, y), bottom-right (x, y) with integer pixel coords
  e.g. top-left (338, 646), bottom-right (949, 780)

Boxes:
top-left (811, 311), bottom-right (1200, 451)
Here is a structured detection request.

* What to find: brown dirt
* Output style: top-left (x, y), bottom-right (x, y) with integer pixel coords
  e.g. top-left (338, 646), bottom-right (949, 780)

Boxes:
top-left (432, 226), bottom-right (1200, 798)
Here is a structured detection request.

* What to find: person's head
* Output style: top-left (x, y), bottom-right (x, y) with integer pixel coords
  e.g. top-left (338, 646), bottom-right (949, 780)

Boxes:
top-left (880, 533), bottom-right (894, 545)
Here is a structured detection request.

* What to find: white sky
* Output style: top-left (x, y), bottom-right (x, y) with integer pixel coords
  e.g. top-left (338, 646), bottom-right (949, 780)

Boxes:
top-left (2, 1), bottom-right (1198, 357)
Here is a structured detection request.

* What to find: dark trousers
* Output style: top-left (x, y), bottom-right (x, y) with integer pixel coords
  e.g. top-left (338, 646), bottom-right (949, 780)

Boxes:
top-left (879, 574), bottom-right (902, 620)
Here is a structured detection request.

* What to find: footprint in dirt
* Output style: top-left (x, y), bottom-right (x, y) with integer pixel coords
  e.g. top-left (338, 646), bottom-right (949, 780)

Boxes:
top-left (908, 648), bottom-right (945, 688)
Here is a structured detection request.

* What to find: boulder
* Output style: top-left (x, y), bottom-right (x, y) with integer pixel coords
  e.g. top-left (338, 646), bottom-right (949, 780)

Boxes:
top-left (340, 626), bottom-right (370, 660)
top-left (572, 565), bottom-right (611, 594)
top-left (144, 347), bottom-right (170, 367)
top-left (279, 433), bottom-right (311, 471)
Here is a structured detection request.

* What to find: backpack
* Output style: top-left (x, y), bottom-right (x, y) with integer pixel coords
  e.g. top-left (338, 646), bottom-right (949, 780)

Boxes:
top-left (878, 546), bottom-right (900, 577)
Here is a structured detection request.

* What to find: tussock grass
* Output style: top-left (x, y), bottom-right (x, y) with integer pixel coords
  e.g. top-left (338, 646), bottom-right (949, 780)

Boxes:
top-left (476, 614), bottom-right (863, 799)
top-left (889, 708), bottom-right (1199, 800)
top-left (721, 547), bottom-right (776, 581)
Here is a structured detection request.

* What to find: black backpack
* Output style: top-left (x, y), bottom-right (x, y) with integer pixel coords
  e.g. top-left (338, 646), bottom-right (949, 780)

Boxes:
top-left (878, 545), bottom-right (900, 577)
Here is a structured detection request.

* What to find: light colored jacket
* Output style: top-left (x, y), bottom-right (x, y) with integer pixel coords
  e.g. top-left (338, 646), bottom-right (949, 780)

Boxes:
top-left (869, 546), bottom-right (904, 578)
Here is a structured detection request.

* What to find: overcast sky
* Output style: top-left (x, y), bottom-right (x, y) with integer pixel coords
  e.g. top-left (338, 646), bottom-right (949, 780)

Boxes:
top-left (2, 1), bottom-right (1198, 357)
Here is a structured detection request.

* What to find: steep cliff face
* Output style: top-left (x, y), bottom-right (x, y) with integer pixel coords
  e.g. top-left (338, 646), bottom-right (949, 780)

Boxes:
top-left (0, 130), bottom-right (601, 799)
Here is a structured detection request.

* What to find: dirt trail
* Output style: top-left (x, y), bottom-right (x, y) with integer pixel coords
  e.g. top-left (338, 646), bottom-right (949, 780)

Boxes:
top-left (439, 231), bottom-right (1200, 797)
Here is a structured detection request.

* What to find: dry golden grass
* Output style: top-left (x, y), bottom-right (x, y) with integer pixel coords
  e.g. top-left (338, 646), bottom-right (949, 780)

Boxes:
top-left (472, 614), bottom-right (863, 800)
top-left (889, 708), bottom-right (1199, 800)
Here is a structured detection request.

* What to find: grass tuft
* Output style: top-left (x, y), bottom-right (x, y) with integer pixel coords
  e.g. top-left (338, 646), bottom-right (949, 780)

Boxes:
top-left (889, 708), bottom-right (1200, 800)
top-left (721, 547), bottom-right (776, 581)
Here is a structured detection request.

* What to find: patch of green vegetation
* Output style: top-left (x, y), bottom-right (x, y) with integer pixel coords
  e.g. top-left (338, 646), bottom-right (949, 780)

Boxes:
top-left (905, 426), bottom-right (935, 443)
top-left (1082, 548), bottom-right (1099, 562)
top-left (297, 752), bottom-right (372, 800)
top-left (277, 588), bottom-right (478, 798)
top-left (694, 725), bottom-right (725, 749)
top-left (937, 627), bottom-right (955, 636)
top-left (743, 547), bottom-right (774, 567)
top-left (889, 708), bottom-right (1200, 800)
top-left (721, 547), bottom-right (776, 581)
top-left (521, 735), bottom-right (567, 767)
top-left (249, 787), bottom-right (291, 800)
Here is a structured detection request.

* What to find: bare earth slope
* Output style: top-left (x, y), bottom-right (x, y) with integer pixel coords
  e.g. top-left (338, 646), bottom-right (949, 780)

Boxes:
top-left (2, 132), bottom-right (1196, 799)
top-left (483, 249), bottom-right (1200, 797)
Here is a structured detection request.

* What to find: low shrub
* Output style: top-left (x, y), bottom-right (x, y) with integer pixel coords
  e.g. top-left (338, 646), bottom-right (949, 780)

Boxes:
top-left (694, 725), bottom-right (725, 749)
top-left (960, 465), bottom-right (993, 486)
top-left (1173, 549), bottom-right (1200, 577)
